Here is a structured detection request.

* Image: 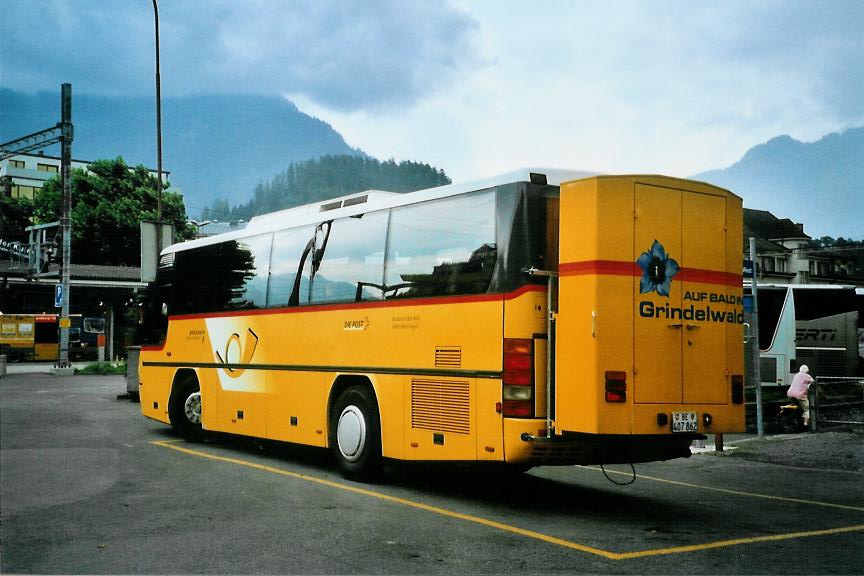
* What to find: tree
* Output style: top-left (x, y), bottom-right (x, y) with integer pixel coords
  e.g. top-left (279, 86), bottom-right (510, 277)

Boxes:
top-left (205, 154), bottom-right (452, 220)
top-left (0, 193), bottom-right (33, 242)
top-left (32, 157), bottom-right (193, 266)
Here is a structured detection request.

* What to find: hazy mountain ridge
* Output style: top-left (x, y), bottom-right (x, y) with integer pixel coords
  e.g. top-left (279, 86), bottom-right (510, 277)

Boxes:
top-left (0, 89), bottom-right (362, 215)
top-left (693, 126), bottom-right (864, 239)
top-left (4, 90), bottom-right (861, 238)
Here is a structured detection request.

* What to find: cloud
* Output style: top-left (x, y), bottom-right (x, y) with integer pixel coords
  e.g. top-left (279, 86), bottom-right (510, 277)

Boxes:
top-left (295, 0), bottom-right (864, 183)
top-left (0, 0), bottom-right (479, 111)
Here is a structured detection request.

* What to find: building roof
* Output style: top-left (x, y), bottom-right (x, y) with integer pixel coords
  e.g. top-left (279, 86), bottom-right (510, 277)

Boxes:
top-left (743, 235), bottom-right (791, 255)
top-left (0, 261), bottom-right (145, 287)
top-left (744, 208), bottom-right (811, 241)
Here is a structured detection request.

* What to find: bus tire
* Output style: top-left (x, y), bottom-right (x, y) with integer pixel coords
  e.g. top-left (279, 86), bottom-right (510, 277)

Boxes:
top-left (330, 385), bottom-right (382, 481)
top-left (169, 374), bottom-right (204, 442)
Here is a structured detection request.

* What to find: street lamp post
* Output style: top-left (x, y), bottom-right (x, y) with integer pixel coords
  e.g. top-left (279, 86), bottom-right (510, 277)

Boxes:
top-left (152, 0), bottom-right (163, 254)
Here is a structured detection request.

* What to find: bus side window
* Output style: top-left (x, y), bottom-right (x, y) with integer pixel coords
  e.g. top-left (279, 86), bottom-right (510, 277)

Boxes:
top-left (224, 234), bottom-right (272, 310)
top-left (384, 191), bottom-right (496, 299)
top-left (308, 212), bottom-right (389, 304)
top-left (268, 226), bottom-right (315, 307)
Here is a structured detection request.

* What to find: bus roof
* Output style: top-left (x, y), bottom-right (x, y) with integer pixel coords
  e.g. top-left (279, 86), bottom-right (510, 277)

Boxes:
top-left (752, 283), bottom-right (859, 290)
top-left (164, 167), bottom-right (597, 255)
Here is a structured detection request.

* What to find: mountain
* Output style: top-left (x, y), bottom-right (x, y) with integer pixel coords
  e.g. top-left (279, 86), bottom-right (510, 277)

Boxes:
top-left (693, 127), bottom-right (864, 239)
top-left (221, 155), bottom-right (452, 220)
top-left (0, 89), bottom-right (362, 216)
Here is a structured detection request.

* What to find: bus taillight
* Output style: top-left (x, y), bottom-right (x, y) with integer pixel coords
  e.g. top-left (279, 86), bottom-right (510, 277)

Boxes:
top-left (604, 370), bottom-right (627, 402)
top-left (503, 339), bottom-right (534, 417)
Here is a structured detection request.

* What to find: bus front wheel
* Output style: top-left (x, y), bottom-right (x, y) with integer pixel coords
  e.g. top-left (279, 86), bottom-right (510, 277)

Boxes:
top-left (330, 386), bottom-right (382, 481)
top-left (169, 375), bottom-right (204, 441)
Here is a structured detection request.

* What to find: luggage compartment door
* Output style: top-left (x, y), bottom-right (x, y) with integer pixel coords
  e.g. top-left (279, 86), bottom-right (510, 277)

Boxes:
top-left (633, 184), bottom-right (729, 405)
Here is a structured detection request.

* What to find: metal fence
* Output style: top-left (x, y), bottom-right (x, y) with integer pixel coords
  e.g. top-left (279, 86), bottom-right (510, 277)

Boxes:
top-left (812, 377), bottom-right (864, 431)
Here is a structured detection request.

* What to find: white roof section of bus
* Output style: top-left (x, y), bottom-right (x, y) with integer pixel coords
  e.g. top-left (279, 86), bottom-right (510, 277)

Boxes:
top-left (164, 167), bottom-right (597, 255)
top-left (755, 283), bottom-right (859, 290)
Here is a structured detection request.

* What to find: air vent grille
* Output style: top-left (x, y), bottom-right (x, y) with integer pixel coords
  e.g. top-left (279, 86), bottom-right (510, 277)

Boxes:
top-left (435, 346), bottom-right (462, 368)
top-left (343, 194), bottom-right (368, 207)
top-left (158, 253), bottom-right (175, 268)
top-left (319, 194), bottom-right (369, 212)
top-left (320, 200), bottom-right (343, 212)
top-left (411, 378), bottom-right (470, 435)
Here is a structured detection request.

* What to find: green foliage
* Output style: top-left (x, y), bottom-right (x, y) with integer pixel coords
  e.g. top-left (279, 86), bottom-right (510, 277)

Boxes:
top-left (207, 155), bottom-right (451, 220)
top-left (75, 361), bottom-right (127, 375)
top-left (32, 158), bottom-right (194, 266)
top-left (201, 198), bottom-right (231, 222)
top-left (0, 192), bottom-right (33, 241)
top-left (809, 236), bottom-right (864, 277)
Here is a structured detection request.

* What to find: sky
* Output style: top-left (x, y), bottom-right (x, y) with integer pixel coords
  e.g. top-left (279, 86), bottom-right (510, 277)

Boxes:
top-left (2, 0), bottom-right (863, 183)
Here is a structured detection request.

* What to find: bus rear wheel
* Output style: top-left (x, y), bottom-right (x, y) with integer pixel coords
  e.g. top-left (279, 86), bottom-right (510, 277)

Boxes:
top-left (169, 375), bottom-right (204, 441)
top-left (330, 386), bottom-right (382, 481)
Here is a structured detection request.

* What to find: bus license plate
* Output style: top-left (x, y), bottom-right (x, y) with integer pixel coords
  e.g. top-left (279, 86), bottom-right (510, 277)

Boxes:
top-left (671, 412), bottom-right (698, 433)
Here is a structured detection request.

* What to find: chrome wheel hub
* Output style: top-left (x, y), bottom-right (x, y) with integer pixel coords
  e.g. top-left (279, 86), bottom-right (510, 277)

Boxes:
top-left (184, 391), bottom-right (202, 424)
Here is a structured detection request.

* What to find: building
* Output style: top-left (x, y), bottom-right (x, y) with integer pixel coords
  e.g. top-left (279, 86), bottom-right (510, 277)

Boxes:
top-left (1, 153), bottom-right (174, 360)
top-left (0, 152), bottom-right (169, 200)
top-left (745, 208), bottom-right (864, 286)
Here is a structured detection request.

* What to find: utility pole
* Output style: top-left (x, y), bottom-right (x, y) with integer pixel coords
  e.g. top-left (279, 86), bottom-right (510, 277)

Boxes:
top-left (57, 83), bottom-right (73, 370)
top-left (749, 237), bottom-right (763, 437)
top-left (152, 0), bottom-right (164, 255)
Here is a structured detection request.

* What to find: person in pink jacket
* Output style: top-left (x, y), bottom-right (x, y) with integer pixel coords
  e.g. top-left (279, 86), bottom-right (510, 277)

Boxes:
top-left (787, 365), bottom-right (815, 428)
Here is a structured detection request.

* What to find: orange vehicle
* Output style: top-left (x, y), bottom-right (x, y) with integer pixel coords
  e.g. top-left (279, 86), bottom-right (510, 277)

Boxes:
top-left (137, 170), bottom-right (744, 479)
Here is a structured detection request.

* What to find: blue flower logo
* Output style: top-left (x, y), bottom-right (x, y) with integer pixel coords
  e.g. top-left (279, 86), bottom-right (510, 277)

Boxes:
top-left (637, 240), bottom-right (679, 297)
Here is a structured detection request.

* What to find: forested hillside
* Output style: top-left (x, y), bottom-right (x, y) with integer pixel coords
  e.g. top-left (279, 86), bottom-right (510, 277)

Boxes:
top-left (204, 155), bottom-right (451, 220)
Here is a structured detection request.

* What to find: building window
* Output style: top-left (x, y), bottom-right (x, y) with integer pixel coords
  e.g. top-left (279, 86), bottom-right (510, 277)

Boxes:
top-left (36, 163), bottom-right (59, 173)
top-left (11, 185), bottom-right (37, 199)
top-left (809, 261), bottom-right (830, 277)
top-left (9, 160), bottom-right (25, 169)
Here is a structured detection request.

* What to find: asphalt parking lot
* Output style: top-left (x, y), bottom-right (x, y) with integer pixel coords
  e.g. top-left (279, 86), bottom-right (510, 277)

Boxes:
top-left (1, 373), bottom-right (862, 574)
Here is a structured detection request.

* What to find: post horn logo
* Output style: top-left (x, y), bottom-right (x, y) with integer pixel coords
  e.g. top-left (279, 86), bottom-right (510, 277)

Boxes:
top-left (214, 328), bottom-right (259, 378)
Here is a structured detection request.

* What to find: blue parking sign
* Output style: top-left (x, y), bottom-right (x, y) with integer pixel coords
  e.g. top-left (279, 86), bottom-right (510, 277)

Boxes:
top-left (54, 284), bottom-right (63, 308)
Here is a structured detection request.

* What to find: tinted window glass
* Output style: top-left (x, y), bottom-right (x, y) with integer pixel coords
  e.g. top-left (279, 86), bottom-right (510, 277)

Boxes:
top-left (792, 288), bottom-right (857, 321)
top-left (225, 234), bottom-right (272, 309)
top-left (269, 226), bottom-right (315, 306)
top-left (310, 211), bottom-right (389, 304)
top-left (756, 287), bottom-right (786, 348)
top-left (171, 236), bottom-right (271, 313)
top-left (384, 191), bottom-right (496, 298)
top-left (173, 244), bottom-right (220, 313)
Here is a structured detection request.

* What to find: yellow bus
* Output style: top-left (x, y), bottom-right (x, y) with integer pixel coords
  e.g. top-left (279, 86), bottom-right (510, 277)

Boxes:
top-left (138, 170), bottom-right (744, 480)
top-left (0, 313), bottom-right (104, 361)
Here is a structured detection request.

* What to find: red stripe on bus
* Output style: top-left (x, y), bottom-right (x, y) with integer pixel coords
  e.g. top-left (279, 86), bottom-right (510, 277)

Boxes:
top-left (559, 260), bottom-right (640, 276)
top-left (676, 269), bottom-right (742, 287)
top-left (559, 260), bottom-right (742, 287)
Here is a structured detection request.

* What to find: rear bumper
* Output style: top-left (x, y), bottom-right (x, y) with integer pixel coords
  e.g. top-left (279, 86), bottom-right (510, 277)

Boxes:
top-left (516, 431), bottom-right (700, 466)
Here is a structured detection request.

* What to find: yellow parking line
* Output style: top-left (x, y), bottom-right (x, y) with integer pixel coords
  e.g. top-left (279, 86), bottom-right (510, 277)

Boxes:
top-left (579, 466), bottom-right (864, 513)
top-left (152, 440), bottom-right (864, 560)
top-left (613, 525), bottom-right (864, 560)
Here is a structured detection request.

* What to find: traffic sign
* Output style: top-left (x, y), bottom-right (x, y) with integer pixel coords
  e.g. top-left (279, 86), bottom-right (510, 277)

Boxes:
top-left (54, 284), bottom-right (63, 308)
top-left (743, 259), bottom-right (754, 278)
